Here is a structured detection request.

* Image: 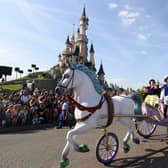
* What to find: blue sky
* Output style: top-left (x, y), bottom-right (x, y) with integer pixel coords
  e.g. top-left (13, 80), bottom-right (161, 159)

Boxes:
top-left (0, 0), bottom-right (168, 89)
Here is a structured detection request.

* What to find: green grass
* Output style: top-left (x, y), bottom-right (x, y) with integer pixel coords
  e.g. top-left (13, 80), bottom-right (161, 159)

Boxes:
top-left (17, 77), bottom-right (52, 81)
top-left (0, 84), bottom-right (22, 90)
top-left (0, 71), bottom-right (53, 91)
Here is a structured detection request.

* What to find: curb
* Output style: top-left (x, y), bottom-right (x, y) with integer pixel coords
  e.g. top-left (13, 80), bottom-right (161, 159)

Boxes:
top-left (0, 123), bottom-right (56, 134)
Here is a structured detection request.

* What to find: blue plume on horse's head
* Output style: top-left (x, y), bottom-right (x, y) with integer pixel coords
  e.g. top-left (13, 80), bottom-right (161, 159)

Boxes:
top-left (67, 62), bottom-right (76, 70)
top-left (68, 63), bottom-right (104, 94)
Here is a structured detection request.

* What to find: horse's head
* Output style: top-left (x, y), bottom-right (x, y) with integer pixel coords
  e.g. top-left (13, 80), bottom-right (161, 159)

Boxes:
top-left (55, 62), bottom-right (104, 96)
top-left (55, 63), bottom-right (77, 96)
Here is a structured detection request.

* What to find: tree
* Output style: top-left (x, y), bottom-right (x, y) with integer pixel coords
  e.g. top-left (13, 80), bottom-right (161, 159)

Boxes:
top-left (14, 67), bottom-right (20, 79)
top-left (19, 70), bottom-right (24, 78)
top-left (0, 66), bottom-right (12, 81)
top-left (31, 64), bottom-right (36, 72)
top-left (35, 67), bottom-right (39, 71)
top-left (28, 69), bottom-right (32, 73)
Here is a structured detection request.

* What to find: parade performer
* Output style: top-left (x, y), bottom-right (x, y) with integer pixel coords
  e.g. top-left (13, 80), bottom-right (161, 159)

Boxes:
top-left (144, 79), bottom-right (160, 96)
top-left (143, 79), bottom-right (161, 107)
top-left (160, 76), bottom-right (168, 118)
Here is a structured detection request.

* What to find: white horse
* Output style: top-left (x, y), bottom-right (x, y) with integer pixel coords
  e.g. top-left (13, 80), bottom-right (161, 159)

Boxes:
top-left (56, 63), bottom-right (140, 168)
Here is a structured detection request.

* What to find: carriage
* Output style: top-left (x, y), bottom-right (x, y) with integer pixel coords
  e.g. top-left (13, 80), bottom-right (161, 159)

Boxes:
top-left (56, 63), bottom-right (167, 168)
top-left (95, 94), bottom-right (168, 165)
top-left (135, 94), bottom-right (168, 138)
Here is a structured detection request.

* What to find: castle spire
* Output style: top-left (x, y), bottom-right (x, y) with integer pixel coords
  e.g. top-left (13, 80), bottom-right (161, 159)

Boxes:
top-left (98, 62), bottom-right (105, 76)
top-left (82, 5), bottom-right (86, 18)
top-left (71, 24), bottom-right (75, 42)
top-left (90, 43), bottom-right (95, 66)
top-left (78, 5), bottom-right (89, 62)
top-left (80, 5), bottom-right (89, 33)
top-left (89, 43), bottom-right (95, 53)
top-left (65, 35), bottom-right (70, 45)
top-left (97, 62), bottom-right (106, 87)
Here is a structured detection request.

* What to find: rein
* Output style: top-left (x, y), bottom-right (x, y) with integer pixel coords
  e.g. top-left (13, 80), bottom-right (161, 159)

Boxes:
top-left (66, 94), bottom-right (105, 122)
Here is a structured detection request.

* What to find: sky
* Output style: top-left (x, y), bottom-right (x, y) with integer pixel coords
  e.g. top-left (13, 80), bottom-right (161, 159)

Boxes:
top-left (0, 0), bottom-right (168, 89)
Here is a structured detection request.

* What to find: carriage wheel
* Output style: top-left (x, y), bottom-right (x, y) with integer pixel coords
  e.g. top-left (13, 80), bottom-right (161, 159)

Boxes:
top-left (135, 119), bottom-right (156, 138)
top-left (96, 132), bottom-right (119, 165)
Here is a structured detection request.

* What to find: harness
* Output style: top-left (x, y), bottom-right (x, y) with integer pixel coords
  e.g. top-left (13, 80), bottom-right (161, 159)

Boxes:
top-left (66, 95), bottom-right (105, 122)
top-left (66, 93), bottom-right (114, 128)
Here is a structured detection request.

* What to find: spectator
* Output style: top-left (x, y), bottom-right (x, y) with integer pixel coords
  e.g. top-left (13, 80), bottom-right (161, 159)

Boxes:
top-left (20, 90), bottom-right (31, 105)
top-left (18, 105), bottom-right (28, 126)
top-left (160, 76), bottom-right (168, 118)
top-left (57, 96), bottom-right (73, 129)
top-left (0, 87), bottom-right (74, 129)
top-left (0, 101), bottom-right (6, 127)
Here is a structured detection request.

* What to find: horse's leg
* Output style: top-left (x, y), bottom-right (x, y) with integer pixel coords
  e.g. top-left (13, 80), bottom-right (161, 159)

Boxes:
top-left (60, 122), bottom-right (93, 168)
top-left (130, 122), bottom-right (140, 145)
top-left (60, 142), bottom-right (71, 168)
top-left (119, 118), bottom-right (139, 153)
top-left (66, 123), bottom-right (92, 152)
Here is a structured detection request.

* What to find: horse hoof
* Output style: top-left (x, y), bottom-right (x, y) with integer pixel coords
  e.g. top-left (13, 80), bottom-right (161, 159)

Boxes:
top-left (60, 158), bottom-right (70, 168)
top-left (133, 138), bottom-right (140, 144)
top-left (78, 144), bottom-right (90, 153)
top-left (123, 144), bottom-right (130, 153)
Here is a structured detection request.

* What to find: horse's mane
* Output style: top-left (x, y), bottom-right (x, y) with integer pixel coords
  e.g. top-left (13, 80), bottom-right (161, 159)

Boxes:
top-left (69, 63), bottom-right (104, 94)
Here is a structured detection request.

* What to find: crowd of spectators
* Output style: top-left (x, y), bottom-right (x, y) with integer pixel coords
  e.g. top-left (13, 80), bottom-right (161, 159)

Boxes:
top-left (0, 84), bottom-right (75, 128)
top-left (2, 76), bottom-right (168, 129)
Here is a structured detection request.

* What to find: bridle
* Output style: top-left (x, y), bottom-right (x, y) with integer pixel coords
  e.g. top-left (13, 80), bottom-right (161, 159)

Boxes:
top-left (57, 69), bottom-right (75, 95)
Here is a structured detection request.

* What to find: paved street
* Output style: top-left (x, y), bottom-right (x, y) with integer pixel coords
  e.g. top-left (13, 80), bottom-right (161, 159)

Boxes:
top-left (0, 121), bottom-right (168, 168)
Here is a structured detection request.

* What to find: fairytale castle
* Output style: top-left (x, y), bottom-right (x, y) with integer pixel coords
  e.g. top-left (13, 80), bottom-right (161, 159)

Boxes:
top-left (52, 6), bottom-right (107, 87)
top-left (58, 7), bottom-right (96, 72)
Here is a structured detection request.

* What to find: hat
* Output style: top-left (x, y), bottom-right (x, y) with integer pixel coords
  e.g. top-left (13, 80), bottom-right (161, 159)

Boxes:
top-left (164, 76), bottom-right (168, 82)
top-left (38, 95), bottom-right (44, 104)
top-left (29, 97), bottom-right (37, 106)
top-left (6, 104), bottom-right (13, 112)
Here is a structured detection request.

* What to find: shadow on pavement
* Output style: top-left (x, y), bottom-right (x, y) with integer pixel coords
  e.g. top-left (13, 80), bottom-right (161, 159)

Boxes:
top-left (106, 146), bottom-right (168, 168)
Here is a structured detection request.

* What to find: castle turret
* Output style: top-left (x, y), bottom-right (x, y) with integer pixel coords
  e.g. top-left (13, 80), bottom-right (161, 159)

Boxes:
top-left (70, 24), bottom-right (75, 49)
top-left (98, 62), bottom-right (105, 83)
top-left (65, 35), bottom-right (71, 50)
top-left (79, 6), bottom-right (89, 35)
top-left (77, 28), bottom-right (80, 39)
top-left (72, 46), bottom-right (79, 63)
top-left (77, 6), bottom-right (89, 63)
top-left (58, 54), bottom-right (62, 66)
top-left (62, 35), bottom-right (72, 65)
top-left (97, 62), bottom-right (108, 88)
top-left (89, 43), bottom-right (95, 66)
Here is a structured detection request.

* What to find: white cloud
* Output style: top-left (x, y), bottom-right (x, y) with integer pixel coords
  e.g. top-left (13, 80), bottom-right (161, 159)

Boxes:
top-left (109, 2), bottom-right (118, 9)
top-left (137, 33), bottom-right (147, 40)
top-left (0, 47), bottom-right (26, 66)
top-left (145, 14), bottom-right (152, 18)
top-left (124, 5), bottom-right (132, 10)
top-left (137, 33), bottom-right (151, 41)
top-left (14, 0), bottom-right (76, 34)
top-left (0, 48), bottom-right (10, 56)
top-left (107, 77), bottom-right (126, 84)
top-left (118, 10), bottom-right (140, 26)
top-left (106, 77), bottom-right (143, 89)
top-left (141, 50), bottom-right (147, 55)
